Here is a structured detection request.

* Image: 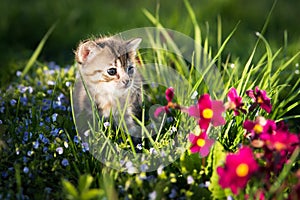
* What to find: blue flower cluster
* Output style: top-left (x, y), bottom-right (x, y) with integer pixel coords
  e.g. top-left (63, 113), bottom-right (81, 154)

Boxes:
top-left (0, 62), bottom-right (87, 199)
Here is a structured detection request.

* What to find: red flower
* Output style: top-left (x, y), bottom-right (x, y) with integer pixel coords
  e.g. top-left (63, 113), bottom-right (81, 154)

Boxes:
top-left (154, 87), bottom-right (180, 117)
top-left (225, 87), bottom-right (246, 116)
top-left (187, 94), bottom-right (225, 131)
top-left (246, 86), bottom-right (272, 113)
top-left (188, 131), bottom-right (215, 157)
top-left (217, 147), bottom-right (259, 195)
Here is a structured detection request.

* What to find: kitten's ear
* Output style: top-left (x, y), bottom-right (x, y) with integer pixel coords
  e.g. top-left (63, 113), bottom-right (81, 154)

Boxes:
top-left (126, 38), bottom-right (142, 52)
top-left (75, 40), bottom-right (99, 64)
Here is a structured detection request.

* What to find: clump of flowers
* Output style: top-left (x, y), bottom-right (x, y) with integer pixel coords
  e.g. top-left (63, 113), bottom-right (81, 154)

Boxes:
top-left (155, 89), bottom-right (226, 157)
top-left (155, 86), bottom-right (299, 198)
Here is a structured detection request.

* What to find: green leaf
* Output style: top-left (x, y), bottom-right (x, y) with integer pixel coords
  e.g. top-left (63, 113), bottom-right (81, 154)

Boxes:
top-left (81, 189), bottom-right (104, 200)
top-left (62, 179), bottom-right (79, 199)
top-left (208, 142), bottom-right (231, 199)
top-left (78, 174), bottom-right (94, 194)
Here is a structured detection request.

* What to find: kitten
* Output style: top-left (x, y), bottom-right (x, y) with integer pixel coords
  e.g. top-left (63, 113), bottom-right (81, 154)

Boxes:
top-left (73, 36), bottom-right (142, 139)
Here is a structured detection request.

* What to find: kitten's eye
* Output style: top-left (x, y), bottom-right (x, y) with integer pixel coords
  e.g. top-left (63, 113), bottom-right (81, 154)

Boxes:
top-left (127, 65), bottom-right (134, 75)
top-left (107, 68), bottom-right (117, 76)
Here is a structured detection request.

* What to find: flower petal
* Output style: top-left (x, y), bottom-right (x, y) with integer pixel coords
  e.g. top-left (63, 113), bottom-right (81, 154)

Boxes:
top-left (228, 88), bottom-right (238, 101)
top-left (260, 100), bottom-right (272, 113)
top-left (199, 138), bottom-right (215, 157)
top-left (165, 87), bottom-right (174, 102)
top-left (246, 89), bottom-right (255, 100)
top-left (190, 145), bottom-right (200, 153)
top-left (198, 94), bottom-right (212, 111)
top-left (211, 100), bottom-right (226, 126)
top-left (198, 118), bottom-right (210, 131)
top-left (154, 106), bottom-right (167, 118)
top-left (187, 105), bottom-right (200, 118)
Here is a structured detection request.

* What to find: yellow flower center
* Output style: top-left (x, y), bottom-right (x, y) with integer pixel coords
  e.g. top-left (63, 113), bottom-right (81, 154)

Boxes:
top-left (236, 163), bottom-right (249, 177)
top-left (229, 101), bottom-right (237, 109)
top-left (196, 138), bottom-right (206, 147)
top-left (253, 124), bottom-right (263, 134)
top-left (274, 142), bottom-right (286, 151)
top-left (202, 108), bottom-right (213, 119)
top-left (257, 97), bottom-right (263, 104)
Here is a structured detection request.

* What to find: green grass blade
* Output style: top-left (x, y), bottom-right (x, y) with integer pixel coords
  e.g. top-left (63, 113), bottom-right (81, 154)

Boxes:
top-left (255, 32), bottom-right (273, 89)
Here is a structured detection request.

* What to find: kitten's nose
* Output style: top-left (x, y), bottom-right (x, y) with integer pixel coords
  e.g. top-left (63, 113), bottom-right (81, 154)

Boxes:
top-left (122, 79), bottom-right (130, 86)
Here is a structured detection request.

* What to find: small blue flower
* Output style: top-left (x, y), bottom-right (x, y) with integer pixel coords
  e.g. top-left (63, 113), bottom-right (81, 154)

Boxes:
top-left (23, 156), bottom-right (29, 163)
top-left (58, 93), bottom-right (65, 101)
top-left (19, 85), bottom-right (27, 93)
top-left (47, 80), bottom-right (55, 86)
top-left (0, 106), bottom-right (4, 113)
top-left (168, 188), bottom-right (177, 199)
top-left (56, 147), bottom-right (63, 155)
top-left (28, 86), bottom-right (33, 93)
top-left (82, 142), bottom-right (89, 152)
top-left (140, 164), bottom-right (149, 172)
top-left (48, 61), bottom-right (60, 70)
top-left (23, 132), bottom-right (29, 142)
top-left (27, 150), bottom-right (34, 156)
top-left (47, 89), bottom-right (53, 95)
top-left (167, 117), bottom-right (173, 123)
top-left (39, 134), bottom-right (50, 144)
top-left (148, 191), bottom-right (157, 200)
top-left (136, 144), bottom-right (142, 150)
top-left (50, 128), bottom-right (59, 137)
top-left (43, 146), bottom-right (48, 153)
top-left (10, 99), bottom-right (17, 106)
top-left (16, 71), bottom-right (22, 76)
top-left (33, 140), bottom-right (39, 149)
top-left (104, 122), bottom-right (110, 127)
top-left (0, 120), bottom-right (2, 124)
top-left (52, 113), bottom-right (58, 122)
top-left (23, 167), bottom-right (29, 174)
top-left (65, 81), bottom-right (71, 87)
top-left (1, 171), bottom-right (8, 178)
top-left (61, 158), bottom-right (69, 166)
top-left (45, 116), bottom-right (51, 123)
top-left (187, 175), bottom-right (194, 184)
top-left (73, 136), bottom-right (80, 144)
top-left (83, 130), bottom-right (90, 137)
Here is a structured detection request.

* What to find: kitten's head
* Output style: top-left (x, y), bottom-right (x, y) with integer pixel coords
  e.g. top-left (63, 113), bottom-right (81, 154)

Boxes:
top-left (75, 37), bottom-right (142, 97)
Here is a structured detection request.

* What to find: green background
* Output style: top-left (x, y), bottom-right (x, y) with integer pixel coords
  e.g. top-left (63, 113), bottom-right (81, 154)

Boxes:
top-left (0, 0), bottom-right (299, 85)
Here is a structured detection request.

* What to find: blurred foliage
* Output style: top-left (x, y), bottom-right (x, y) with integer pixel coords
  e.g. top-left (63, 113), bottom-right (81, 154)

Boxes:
top-left (0, 0), bottom-right (300, 86)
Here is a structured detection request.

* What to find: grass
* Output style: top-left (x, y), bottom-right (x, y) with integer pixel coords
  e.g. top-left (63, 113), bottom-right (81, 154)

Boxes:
top-left (0, 0), bottom-right (300, 199)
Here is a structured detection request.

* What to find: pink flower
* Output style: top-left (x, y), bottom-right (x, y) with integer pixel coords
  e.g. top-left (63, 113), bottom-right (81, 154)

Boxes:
top-left (217, 147), bottom-right (259, 195)
top-left (187, 94), bottom-right (225, 131)
top-left (243, 116), bottom-right (276, 138)
top-left (225, 88), bottom-right (246, 116)
top-left (246, 86), bottom-right (272, 113)
top-left (188, 132), bottom-right (215, 157)
top-left (154, 87), bottom-right (180, 117)
top-left (260, 126), bottom-right (299, 153)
